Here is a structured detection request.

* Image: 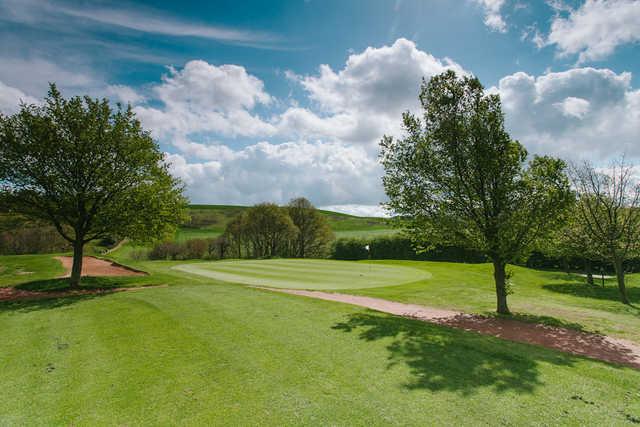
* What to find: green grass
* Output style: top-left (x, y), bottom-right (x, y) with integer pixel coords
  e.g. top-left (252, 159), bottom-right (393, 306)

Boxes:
top-left (1, 253), bottom-right (640, 425)
top-left (339, 261), bottom-right (640, 343)
top-left (0, 254), bottom-right (66, 286)
top-left (175, 204), bottom-right (396, 241)
top-left (172, 259), bottom-right (430, 289)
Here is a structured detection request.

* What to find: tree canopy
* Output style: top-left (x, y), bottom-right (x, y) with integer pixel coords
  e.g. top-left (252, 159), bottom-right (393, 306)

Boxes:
top-left (0, 84), bottom-right (188, 286)
top-left (380, 70), bottom-right (573, 314)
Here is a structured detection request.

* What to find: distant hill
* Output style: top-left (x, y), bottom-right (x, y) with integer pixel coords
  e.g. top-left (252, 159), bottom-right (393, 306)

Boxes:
top-left (178, 204), bottom-right (396, 241)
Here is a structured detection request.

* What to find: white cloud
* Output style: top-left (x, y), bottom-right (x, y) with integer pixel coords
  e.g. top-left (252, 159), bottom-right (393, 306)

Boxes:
top-left (105, 84), bottom-right (144, 105)
top-left (134, 60), bottom-right (275, 140)
top-left (474, 0), bottom-right (508, 33)
top-left (0, 80), bottom-right (39, 114)
top-left (279, 38), bottom-right (466, 146)
top-left (319, 204), bottom-right (391, 218)
top-left (1, 0), bottom-right (280, 47)
top-left (547, 0), bottom-right (640, 63)
top-left (495, 67), bottom-right (640, 159)
top-left (166, 140), bottom-right (384, 206)
top-left (554, 96), bottom-right (590, 118)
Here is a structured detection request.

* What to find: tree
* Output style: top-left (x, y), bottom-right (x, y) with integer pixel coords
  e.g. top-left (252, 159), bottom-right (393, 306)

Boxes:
top-left (380, 70), bottom-right (573, 314)
top-left (540, 203), bottom-right (601, 285)
top-left (224, 213), bottom-right (248, 258)
top-left (244, 203), bottom-right (298, 258)
top-left (570, 159), bottom-right (640, 304)
top-left (0, 84), bottom-right (188, 286)
top-left (286, 197), bottom-right (334, 258)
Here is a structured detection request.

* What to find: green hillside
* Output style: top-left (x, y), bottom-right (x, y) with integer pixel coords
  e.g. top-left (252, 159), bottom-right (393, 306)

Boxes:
top-left (177, 204), bottom-right (396, 241)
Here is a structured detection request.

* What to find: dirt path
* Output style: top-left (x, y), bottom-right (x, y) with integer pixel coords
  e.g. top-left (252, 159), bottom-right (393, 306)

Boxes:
top-left (55, 256), bottom-right (145, 277)
top-left (267, 288), bottom-right (640, 369)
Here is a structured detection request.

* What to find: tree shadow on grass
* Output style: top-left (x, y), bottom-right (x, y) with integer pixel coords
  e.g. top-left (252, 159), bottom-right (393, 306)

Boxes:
top-left (0, 292), bottom-right (106, 313)
top-left (1, 277), bottom-right (151, 313)
top-left (542, 282), bottom-right (640, 305)
top-left (333, 311), bottom-right (582, 395)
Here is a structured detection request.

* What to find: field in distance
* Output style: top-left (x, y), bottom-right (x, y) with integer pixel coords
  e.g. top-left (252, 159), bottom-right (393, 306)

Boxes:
top-left (176, 204), bottom-right (397, 241)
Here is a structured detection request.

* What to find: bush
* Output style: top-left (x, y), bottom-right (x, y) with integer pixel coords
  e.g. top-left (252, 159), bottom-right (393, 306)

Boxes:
top-left (0, 226), bottom-right (70, 254)
top-left (331, 235), bottom-right (486, 263)
top-left (332, 238), bottom-right (369, 260)
top-left (148, 237), bottom-right (229, 261)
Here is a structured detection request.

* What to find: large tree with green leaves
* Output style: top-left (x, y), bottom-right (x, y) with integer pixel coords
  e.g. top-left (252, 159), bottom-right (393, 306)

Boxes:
top-left (380, 70), bottom-right (573, 314)
top-left (0, 84), bottom-right (188, 286)
top-left (286, 197), bottom-right (333, 258)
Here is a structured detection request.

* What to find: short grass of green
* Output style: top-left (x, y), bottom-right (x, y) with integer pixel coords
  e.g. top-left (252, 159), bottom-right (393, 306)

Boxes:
top-left (172, 258), bottom-right (430, 290)
top-left (1, 254), bottom-right (639, 425)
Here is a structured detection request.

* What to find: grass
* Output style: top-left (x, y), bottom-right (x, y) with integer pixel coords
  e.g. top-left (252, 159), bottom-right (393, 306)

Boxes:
top-left (174, 204), bottom-right (396, 241)
top-left (172, 259), bottom-right (430, 289)
top-left (339, 261), bottom-right (640, 343)
top-left (0, 254), bottom-right (66, 286)
top-left (1, 253), bottom-right (640, 425)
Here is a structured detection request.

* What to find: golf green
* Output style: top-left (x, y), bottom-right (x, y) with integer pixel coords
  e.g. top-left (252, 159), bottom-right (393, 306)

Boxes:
top-left (172, 259), bottom-right (431, 289)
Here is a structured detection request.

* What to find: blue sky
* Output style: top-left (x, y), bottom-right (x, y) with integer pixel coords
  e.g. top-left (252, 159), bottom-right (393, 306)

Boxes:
top-left (1, 0), bottom-right (639, 215)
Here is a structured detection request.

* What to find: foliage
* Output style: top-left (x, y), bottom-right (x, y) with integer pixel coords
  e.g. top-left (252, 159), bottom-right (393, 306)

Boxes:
top-left (222, 199), bottom-right (333, 259)
top-left (380, 70), bottom-right (573, 313)
top-left (286, 197), bottom-right (334, 258)
top-left (570, 159), bottom-right (640, 304)
top-left (331, 235), bottom-right (486, 262)
top-left (148, 236), bottom-right (228, 261)
top-left (0, 84), bottom-right (188, 285)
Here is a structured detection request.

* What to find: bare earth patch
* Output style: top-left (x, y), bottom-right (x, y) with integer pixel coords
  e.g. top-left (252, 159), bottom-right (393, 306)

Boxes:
top-left (267, 288), bottom-right (640, 370)
top-left (55, 256), bottom-right (146, 277)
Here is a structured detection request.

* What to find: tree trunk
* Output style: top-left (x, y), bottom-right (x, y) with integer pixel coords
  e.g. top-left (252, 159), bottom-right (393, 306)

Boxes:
top-left (492, 257), bottom-right (510, 315)
top-left (70, 240), bottom-right (84, 287)
top-left (584, 259), bottom-right (594, 285)
top-left (613, 257), bottom-right (630, 305)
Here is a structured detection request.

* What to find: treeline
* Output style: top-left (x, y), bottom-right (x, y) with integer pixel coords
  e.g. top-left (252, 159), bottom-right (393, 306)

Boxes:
top-left (331, 236), bottom-right (485, 262)
top-left (0, 226), bottom-right (70, 255)
top-left (149, 198), bottom-right (334, 260)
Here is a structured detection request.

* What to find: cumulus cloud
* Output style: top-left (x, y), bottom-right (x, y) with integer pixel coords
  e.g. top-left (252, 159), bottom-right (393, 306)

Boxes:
top-left (495, 67), bottom-right (640, 159)
top-left (547, 0), bottom-right (640, 63)
top-left (474, 0), bottom-right (508, 33)
top-left (134, 60), bottom-right (275, 139)
top-left (279, 38), bottom-right (466, 146)
top-left (165, 140), bottom-right (384, 206)
top-left (105, 84), bottom-right (144, 105)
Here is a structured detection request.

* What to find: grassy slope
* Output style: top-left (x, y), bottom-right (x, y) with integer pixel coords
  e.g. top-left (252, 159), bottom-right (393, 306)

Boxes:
top-left (176, 204), bottom-right (396, 241)
top-left (1, 254), bottom-right (639, 425)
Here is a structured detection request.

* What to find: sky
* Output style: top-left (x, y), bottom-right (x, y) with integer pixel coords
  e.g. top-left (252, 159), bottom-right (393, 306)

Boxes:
top-left (1, 0), bottom-right (639, 216)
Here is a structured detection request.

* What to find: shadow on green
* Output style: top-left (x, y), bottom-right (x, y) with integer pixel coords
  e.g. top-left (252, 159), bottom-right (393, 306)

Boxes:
top-left (542, 282), bottom-right (639, 306)
top-left (333, 311), bottom-right (591, 395)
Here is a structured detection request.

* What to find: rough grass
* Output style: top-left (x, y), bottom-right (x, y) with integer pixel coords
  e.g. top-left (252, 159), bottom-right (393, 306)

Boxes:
top-left (341, 260), bottom-right (640, 343)
top-left (1, 254), bottom-right (640, 425)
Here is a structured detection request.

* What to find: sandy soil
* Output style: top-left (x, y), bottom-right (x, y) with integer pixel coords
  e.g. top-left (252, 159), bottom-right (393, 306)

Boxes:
top-left (55, 256), bottom-right (145, 277)
top-left (268, 288), bottom-right (640, 369)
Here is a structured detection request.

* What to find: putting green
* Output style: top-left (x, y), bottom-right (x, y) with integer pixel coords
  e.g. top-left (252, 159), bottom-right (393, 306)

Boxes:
top-left (172, 259), bottom-right (431, 290)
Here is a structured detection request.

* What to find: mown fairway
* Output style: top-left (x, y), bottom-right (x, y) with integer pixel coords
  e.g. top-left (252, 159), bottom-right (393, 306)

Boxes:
top-left (172, 259), bottom-right (430, 289)
top-left (2, 253), bottom-right (640, 425)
